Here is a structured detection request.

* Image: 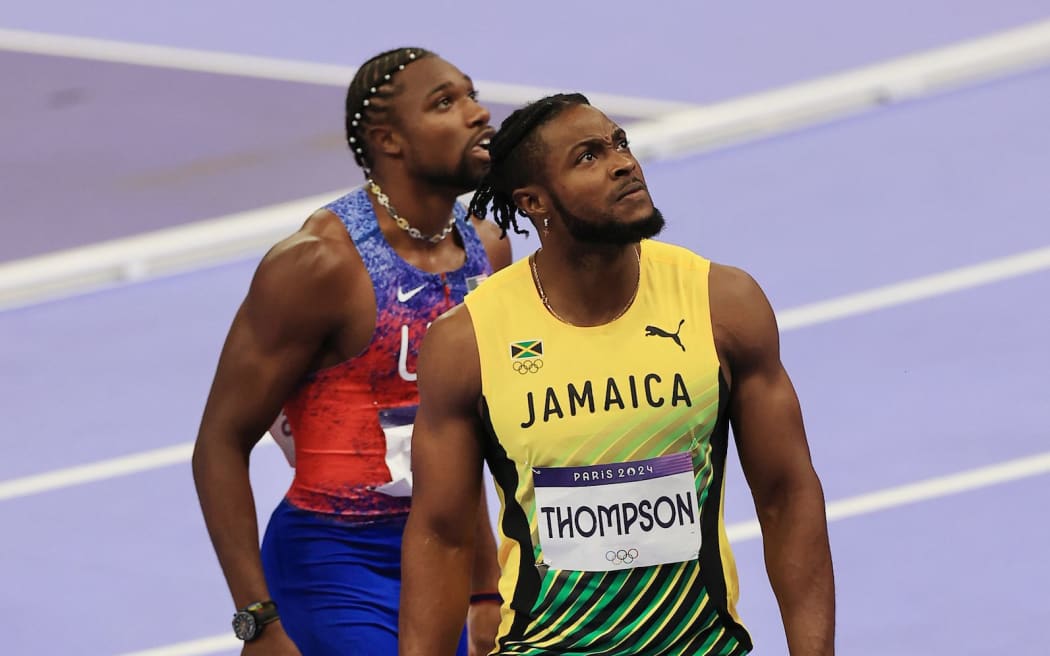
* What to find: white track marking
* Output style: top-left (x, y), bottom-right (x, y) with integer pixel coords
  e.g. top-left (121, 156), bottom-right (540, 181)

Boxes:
top-left (0, 28), bottom-right (697, 117)
top-left (114, 449), bottom-right (1050, 655)
top-left (725, 450), bottom-right (1050, 541)
top-left (0, 190), bottom-right (341, 311)
top-left (627, 19), bottom-right (1050, 160)
top-left (0, 440), bottom-right (279, 501)
top-left (117, 634), bottom-right (240, 656)
top-left (0, 443), bottom-right (192, 501)
top-left (776, 245), bottom-right (1050, 330)
top-left (3, 244), bottom-right (1049, 500)
top-left (3, 21), bottom-right (1049, 311)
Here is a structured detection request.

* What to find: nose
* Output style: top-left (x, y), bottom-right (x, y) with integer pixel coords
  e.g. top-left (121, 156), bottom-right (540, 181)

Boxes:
top-left (611, 151), bottom-right (637, 178)
top-left (467, 96), bottom-right (491, 128)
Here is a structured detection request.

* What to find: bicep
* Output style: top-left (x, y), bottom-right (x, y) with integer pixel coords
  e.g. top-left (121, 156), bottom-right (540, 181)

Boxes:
top-left (410, 309), bottom-right (486, 538)
top-left (200, 303), bottom-right (320, 446)
top-left (730, 363), bottom-right (815, 501)
top-left (713, 264), bottom-right (816, 499)
top-left (198, 245), bottom-right (346, 449)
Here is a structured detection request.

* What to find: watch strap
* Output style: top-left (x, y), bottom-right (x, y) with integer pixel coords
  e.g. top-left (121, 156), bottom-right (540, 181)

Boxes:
top-left (242, 600), bottom-right (280, 626)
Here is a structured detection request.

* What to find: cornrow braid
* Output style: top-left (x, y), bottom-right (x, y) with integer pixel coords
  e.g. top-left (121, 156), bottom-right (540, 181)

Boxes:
top-left (468, 93), bottom-right (590, 237)
top-left (345, 47), bottom-right (435, 172)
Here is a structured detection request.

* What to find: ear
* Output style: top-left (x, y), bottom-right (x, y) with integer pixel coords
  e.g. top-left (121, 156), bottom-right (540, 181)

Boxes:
top-left (512, 184), bottom-right (548, 224)
top-left (364, 123), bottom-right (403, 158)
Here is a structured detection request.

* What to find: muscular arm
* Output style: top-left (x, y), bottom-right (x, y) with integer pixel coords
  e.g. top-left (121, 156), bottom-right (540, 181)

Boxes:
top-left (400, 306), bottom-right (488, 655)
top-left (711, 264), bottom-right (835, 656)
top-left (465, 215), bottom-right (512, 653)
top-left (191, 212), bottom-right (358, 647)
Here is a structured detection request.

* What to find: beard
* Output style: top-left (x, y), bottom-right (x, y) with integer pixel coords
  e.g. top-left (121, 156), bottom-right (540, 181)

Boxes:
top-left (550, 192), bottom-right (665, 245)
top-left (417, 145), bottom-right (489, 194)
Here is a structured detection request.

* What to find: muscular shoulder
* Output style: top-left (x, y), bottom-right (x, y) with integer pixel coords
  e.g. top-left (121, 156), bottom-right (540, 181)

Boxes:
top-left (422, 304), bottom-right (478, 361)
top-left (471, 215), bottom-right (513, 271)
top-left (244, 209), bottom-right (361, 326)
top-left (253, 210), bottom-right (356, 293)
top-left (417, 304), bottom-right (482, 406)
top-left (709, 263), bottom-right (780, 372)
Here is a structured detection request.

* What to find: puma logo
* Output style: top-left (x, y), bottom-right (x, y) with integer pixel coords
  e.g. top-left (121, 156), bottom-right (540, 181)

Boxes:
top-left (645, 319), bottom-right (686, 352)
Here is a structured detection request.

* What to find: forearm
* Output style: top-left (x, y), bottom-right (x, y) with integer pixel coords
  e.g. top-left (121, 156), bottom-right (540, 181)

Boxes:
top-left (471, 491), bottom-right (501, 595)
top-left (757, 481), bottom-right (835, 655)
top-left (400, 514), bottom-right (476, 655)
top-left (192, 437), bottom-right (271, 608)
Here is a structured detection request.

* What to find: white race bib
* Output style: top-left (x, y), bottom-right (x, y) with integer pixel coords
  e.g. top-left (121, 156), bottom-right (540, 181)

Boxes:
top-left (268, 411), bottom-right (296, 467)
top-left (533, 452), bottom-right (701, 572)
top-left (373, 406), bottom-right (416, 497)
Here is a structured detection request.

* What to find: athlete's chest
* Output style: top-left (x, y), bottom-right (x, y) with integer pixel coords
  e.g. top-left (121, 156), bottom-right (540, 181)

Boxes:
top-left (356, 259), bottom-right (489, 384)
top-left (484, 309), bottom-right (720, 460)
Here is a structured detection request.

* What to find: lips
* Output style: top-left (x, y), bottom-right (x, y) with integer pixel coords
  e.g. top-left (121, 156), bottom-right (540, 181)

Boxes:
top-left (469, 129), bottom-right (494, 163)
top-left (471, 129), bottom-right (495, 151)
top-left (616, 181), bottom-right (647, 200)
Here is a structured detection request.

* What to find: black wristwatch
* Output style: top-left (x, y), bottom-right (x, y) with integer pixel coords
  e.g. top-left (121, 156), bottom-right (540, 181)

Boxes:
top-left (232, 600), bottom-right (279, 641)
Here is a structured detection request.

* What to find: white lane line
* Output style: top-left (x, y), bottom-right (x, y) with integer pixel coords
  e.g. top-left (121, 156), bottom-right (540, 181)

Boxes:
top-left (0, 28), bottom-right (697, 117)
top-left (117, 634), bottom-right (239, 656)
top-left (0, 443), bottom-right (194, 501)
top-left (115, 449), bottom-right (1050, 656)
top-left (725, 450), bottom-right (1050, 541)
top-left (627, 19), bottom-right (1050, 161)
top-left (3, 21), bottom-right (1050, 312)
top-left (0, 440), bottom-right (280, 501)
top-left (3, 245), bottom-right (1049, 501)
top-left (776, 245), bottom-right (1050, 330)
top-left (0, 190), bottom-right (342, 311)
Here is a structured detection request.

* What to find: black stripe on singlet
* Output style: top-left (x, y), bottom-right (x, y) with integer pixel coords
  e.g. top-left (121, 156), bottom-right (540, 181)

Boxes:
top-left (479, 397), bottom-right (540, 645)
top-left (697, 370), bottom-right (753, 651)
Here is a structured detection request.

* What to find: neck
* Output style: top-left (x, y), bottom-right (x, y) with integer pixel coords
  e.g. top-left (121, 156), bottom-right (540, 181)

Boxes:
top-left (367, 168), bottom-right (462, 249)
top-left (533, 241), bottom-right (641, 327)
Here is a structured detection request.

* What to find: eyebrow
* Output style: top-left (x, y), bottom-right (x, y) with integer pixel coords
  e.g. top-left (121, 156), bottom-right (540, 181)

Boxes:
top-left (426, 81), bottom-right (455, 97)
top-left (426, 75), bottom-right (474, 98)
top-left (569, 126), bottom-right (628, 152)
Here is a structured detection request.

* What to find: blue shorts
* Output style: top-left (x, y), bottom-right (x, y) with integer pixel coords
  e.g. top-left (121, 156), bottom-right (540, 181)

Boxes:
top-left (261, 499), bottom-right (467, 656)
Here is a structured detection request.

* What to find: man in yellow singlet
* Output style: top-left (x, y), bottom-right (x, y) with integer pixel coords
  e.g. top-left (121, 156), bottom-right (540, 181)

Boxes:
top-left (399, 93), bottom-right (835, 656)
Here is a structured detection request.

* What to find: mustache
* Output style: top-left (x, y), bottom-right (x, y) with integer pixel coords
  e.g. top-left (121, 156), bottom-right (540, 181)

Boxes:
top-left (614, 179), bottom-right (647, 200)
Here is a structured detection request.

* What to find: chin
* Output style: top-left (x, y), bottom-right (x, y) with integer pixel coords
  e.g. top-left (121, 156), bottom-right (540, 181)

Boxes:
top-left (461, 161), bottom-right (490, 189)
top-left (620, 204), bottom-right (657, 226)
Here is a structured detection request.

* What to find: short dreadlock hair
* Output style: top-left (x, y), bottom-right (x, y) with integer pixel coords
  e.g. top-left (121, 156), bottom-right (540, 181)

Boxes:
top-left (345, 47), bottom-right (436, 172)
top-left (467, 93), bottom-right (590, 237)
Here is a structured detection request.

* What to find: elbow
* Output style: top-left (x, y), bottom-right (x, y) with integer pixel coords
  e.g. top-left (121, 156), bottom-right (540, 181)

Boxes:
top-left (190, 429), bottom-right (249, 489)
top-left (408, 504), bottom-right (478, 552)
top-left (753, 468), bottom-right (827, 525)
top-left (190, 436), bottom-right (211, 490)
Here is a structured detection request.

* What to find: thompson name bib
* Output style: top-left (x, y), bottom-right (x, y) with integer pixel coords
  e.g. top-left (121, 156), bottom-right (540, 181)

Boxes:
top-left (533, 452), bottom-right (701, 572)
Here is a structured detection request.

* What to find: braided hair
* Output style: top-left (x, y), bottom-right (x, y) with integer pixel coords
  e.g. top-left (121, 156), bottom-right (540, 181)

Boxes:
top-left (468, 93), bottom-right (590, 237)
top-left (345, 47), bottom-right (436, 172)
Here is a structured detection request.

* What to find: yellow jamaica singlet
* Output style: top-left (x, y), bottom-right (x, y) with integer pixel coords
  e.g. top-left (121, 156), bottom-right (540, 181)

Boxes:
top-left (464, 240), bottom-right (753, 655)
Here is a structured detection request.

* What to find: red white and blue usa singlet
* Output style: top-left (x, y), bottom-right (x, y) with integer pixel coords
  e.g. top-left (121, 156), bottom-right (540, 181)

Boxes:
top-left (280, 187), bottom-right (491, 521)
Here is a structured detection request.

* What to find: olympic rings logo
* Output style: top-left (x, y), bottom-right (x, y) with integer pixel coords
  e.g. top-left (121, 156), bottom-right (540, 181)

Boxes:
top-left (605, 548), bottom-right (640, 565)
top-left (511, 359), bottom-right (544, 374)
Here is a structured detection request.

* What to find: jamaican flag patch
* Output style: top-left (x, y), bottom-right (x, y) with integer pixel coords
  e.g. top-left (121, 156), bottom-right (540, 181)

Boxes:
top-left (509, 340), bottom-right (543, 359)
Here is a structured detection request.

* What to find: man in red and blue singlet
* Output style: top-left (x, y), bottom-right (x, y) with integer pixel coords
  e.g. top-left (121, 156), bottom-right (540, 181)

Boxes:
top-left (193, 47), bottom-right (511, 655)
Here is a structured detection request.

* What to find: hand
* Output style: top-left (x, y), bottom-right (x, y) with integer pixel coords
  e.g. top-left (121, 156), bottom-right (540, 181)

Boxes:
top-left (467, 602), bottom-right (501, 656)
top-left (242, 620), bottom-right (301, 655)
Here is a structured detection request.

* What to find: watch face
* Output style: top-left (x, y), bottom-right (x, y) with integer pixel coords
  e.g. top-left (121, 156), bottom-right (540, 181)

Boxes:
top-left (232, 611), bottom-right (258, 641)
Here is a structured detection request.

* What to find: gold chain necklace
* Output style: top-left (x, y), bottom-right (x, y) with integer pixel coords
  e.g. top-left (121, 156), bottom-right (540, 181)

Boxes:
top-left (530, 246), bottom-right (641, 325)
top-left (367, 179), bottom-right (457, 244)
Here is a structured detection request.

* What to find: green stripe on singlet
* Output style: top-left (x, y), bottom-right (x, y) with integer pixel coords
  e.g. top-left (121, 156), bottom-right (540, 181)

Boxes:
top-left (569, 566), bottom-right (686, 647)
top-left (527, 567), bottom-right (659, 643)
top-left (580, 563), bottom-right (702, 651)
top-left (554, 377), bottom-right (720, 467)
top-left (523, 562), bottom-right (729, 654)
